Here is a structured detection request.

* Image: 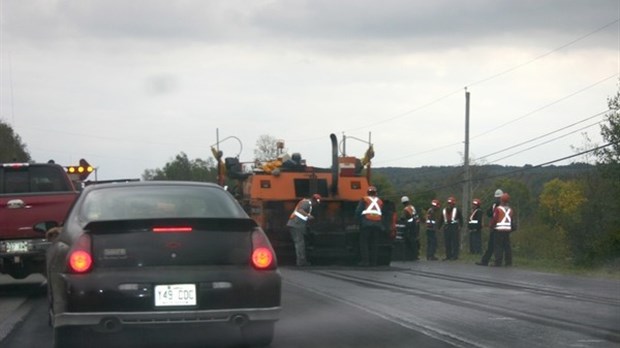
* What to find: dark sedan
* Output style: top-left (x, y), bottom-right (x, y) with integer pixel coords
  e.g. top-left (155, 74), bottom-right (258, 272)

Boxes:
top-left (42, 181), bottom-right (281, 347)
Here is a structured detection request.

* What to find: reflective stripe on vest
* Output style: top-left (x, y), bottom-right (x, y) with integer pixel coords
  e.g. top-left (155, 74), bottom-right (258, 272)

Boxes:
top-left (362, 196), bottom-right (382, 221)
top-left (404, 205), bottom-right (417, 222)
top-left (426, 208), bottom-right (436, 228)
top-left (290, 199), bottom-right (312, 221)
top-left (443, 207), bottom-right (458, 224)
top-left (495, 206), bottom-right (512, 231)
top-left (469, 208), bottom-right (480, 224)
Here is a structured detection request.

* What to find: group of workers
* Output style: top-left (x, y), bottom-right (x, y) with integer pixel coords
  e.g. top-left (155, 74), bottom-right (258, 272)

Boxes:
top-left (418, 189), bottom-right (516, 267)
top-left (287, 186), bottom-right (516, 268)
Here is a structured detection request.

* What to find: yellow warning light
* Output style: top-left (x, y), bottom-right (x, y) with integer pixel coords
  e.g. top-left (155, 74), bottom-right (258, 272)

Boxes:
top-left (66, 159), bottom-right (95, 180)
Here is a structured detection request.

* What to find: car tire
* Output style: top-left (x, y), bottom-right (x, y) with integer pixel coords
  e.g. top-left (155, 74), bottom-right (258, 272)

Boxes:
top-left (241, 321), bottom-right (275, 347)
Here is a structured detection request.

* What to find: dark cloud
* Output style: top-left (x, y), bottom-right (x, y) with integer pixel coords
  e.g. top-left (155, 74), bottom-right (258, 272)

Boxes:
top-left (3, 0), bottom-right (617, 49)
top-left (248, 0), bottom-right (618, 47)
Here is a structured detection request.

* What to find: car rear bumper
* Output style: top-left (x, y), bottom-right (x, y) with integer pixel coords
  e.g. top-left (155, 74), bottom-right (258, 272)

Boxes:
top-left (50, 266), bottom-right (282, 330)
top-left (54, 306), bottom-right (281, 329)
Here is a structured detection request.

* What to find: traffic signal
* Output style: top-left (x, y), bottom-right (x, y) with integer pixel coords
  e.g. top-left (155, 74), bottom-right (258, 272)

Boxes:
top-left (66, 159), bottom-right (94, 181)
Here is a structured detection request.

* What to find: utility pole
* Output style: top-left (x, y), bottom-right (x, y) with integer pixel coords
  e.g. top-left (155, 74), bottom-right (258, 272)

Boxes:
top-left (462, 88), bottom-right (471, 251)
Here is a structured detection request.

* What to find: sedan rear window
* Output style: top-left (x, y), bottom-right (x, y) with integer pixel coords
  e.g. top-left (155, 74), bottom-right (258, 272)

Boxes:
top-left (80, 185), bottom-right (245, 221)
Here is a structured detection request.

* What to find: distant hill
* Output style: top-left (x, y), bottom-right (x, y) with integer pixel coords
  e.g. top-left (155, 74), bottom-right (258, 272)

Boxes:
top-left (373, 163), bottom-right (594, 201)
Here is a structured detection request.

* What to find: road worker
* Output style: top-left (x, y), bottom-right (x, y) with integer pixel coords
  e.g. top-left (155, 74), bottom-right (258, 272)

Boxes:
top-left (425, 199), bottom-right (442, 261)
top-left (401, 196), bottom-right (420, 261)
top-left (491, 192), bottom-right (516, 267)
top-left (442, 196), bottom-right (463, 261)
top-left (468, 198), bottom-right (483, 254)
top-left (477, 189), bottom-right (503, 266)
top-left (355, 186), bottom-right (384, 266)
top-left (287, 193), bottom-right (321, 266)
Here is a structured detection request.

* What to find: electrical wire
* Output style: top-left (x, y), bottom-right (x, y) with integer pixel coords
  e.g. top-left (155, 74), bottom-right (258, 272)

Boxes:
top-left (406, 141), bottom-right (617, 196)
top-left (486, 120), bottom-right (604, 164)
top-left (342, 18), bottom-right (620, 138)
top-left (466, 19), bottom-right (620, 88)
top-left (477, 110), bottom-right (608, 161)
top-left (472, 74), bottom-right (618, 140)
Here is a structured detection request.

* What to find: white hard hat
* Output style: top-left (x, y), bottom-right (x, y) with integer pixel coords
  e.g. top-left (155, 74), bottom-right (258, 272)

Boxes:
top-left (401, 196), bottom-right (409, 203)
top-left (494, 189), bottom-right (504, 198)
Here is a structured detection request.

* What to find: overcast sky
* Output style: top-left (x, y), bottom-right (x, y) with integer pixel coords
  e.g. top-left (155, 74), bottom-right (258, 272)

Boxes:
top-left (1, 0), bottom-right (618, 180)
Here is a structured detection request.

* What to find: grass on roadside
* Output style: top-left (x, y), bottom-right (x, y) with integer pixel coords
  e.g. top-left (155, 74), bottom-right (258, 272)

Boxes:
top-left (454, 252), bottom-right (620, 279)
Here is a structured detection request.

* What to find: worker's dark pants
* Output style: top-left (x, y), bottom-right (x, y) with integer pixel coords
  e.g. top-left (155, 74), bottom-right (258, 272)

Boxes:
top-left (426, 229), bottom-right (437, 259)
top-left (403, 224), bottom-right (420, 260)
top-left (469, 229), bottom-right (482, 254)
top-left (493, 231), bottom-right (512, 266)
top-left (480, 230), bottom-right (496, 265)
top-left (444, 224), bottom-right (460, 260)
top-left (359, 224), bottom-right (383, 266)
top-left (289, 226), bottom-right (308, 266)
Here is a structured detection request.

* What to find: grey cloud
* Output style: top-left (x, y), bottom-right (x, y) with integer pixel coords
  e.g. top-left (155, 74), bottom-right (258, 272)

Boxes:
top-left (248, 0), bottom-right (617, 45)
top-left (3, 0), bottom-right (617, 49)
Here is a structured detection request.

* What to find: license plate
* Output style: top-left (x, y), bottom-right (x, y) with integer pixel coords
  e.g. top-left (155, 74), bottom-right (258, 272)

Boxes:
top-left (154, 284), bottom-right (197, 307)
top-left (6, 241), bottom-right (29, 253)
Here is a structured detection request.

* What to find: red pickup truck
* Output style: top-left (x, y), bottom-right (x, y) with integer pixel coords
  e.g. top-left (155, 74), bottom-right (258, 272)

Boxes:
top-left (0, 162), bottom-right (79, 279)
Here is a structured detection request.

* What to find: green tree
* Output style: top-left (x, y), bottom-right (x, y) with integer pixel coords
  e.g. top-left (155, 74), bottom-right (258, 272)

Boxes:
top-left (574, 87), bottom-right (620, 266)
top-left (492, 177), bottom-right (532, 219)
top-left (370, 172), bottom-right (396, 201)
top-left (539, 179), bottom-right (586, 229)
top-left (0, 119), bottom-right (31, 162)
top-left (142, 152), bottom-right (217, 182)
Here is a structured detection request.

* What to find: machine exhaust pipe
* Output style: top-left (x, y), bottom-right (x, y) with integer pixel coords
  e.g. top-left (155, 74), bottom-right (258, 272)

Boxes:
top-left (231, 314), bottom-right (248, 327)
top-left (330, 133), bottom-right (338, 195)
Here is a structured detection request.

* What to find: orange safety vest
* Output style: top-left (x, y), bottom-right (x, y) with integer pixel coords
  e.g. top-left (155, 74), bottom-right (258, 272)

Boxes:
top-left (493, 206), bottom-right (513, 232)
top-left (361, 196), bottom-right (383, 221)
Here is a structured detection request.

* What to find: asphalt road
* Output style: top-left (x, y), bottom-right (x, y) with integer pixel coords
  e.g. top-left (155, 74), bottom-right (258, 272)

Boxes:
top-left (1, 261), bottom-right (619, 348)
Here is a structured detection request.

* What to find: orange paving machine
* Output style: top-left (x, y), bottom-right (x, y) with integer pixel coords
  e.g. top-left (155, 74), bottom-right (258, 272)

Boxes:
top-left (213, 134), bottom-right (395, 265)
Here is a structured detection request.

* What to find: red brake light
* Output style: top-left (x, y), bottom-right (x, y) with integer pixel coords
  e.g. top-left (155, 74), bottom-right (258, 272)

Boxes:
top-left (251, 227), bottom-right (277, 270)
top-left (152, 227), bottom-right (193, 233)
top-left (69, 250), bottom-right (92, 273)
top-left (68, 234), bottom-right (93, 273)
top-left (252, 247), bottom-right (274, 269)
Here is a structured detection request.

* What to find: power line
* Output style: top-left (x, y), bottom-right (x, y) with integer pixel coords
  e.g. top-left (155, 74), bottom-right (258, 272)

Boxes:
top-left (298, 19), bottom-right (620, 143)
top-left (408, 142), bottom-right (616, 196)
top-left (348, 18), bottom-right (620, 135)
top-left (472, 74), bottom-right (618, 140)
top-left (487, 120), bottom-right (603, 164)
top-left (478, 110), bottom-right (608, 161)
top-left (380, 117), bottom-right (602, 183)
top-left (466, 19), bottom-right (620, 88)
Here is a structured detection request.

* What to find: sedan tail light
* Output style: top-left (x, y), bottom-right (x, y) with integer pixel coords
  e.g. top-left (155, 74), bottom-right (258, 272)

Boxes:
top-left (251, 228), bottom-right (277, 270)
top-left (252, 247), bottom-right (274, 269)
top-left (152, 226), bottom-right (193, 233)
top-left (67, 234), bottom-right (93, 273)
